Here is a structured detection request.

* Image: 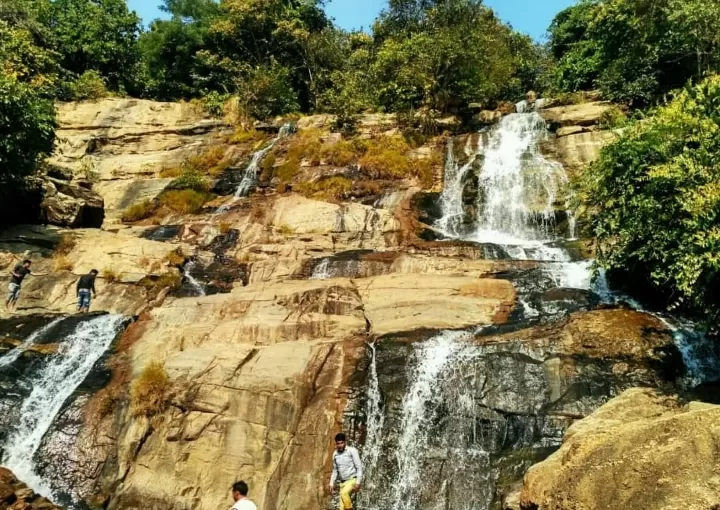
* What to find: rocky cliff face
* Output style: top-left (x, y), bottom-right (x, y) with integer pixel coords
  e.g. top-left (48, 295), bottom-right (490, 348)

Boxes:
top-left (0, 97), bottom-right (714, 510)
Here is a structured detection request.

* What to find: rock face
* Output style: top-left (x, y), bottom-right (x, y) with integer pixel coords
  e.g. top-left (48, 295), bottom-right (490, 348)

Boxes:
top-left (0, 468), bottom-right (62, 510)
top-left (0, 99), bottom-right (706, 510)
top-left (521, 388), bottom-right (720, 510)
top-left (540, 101), bottom-right (614, 128)
top-left (40, 177), bottom-right (105, 228)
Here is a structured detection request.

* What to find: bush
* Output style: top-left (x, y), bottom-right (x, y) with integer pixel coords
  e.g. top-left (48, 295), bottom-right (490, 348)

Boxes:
top-left (102, 267), bottom-right (122, 283)
top-left (130, 362), bottom-right (171, 417)
top-left (295, 176), bottom-right (352, 201)
top-left (69, 70), bottom-right (108, 101)
top-left (121, 200), bottom-right (157, 223)
top-left (55, 233), bottom-right (76, 256)
top-left (159, 189), bottom-right (212, 214)
top-left (168, 169), bottom-right (209, 192)
top-left (359, 136), bottom-right (436, 187)
top-left (578, 76), bottom-right (720, 324)
top-left (165, 249), bottom-right (185, 267)
top-left (53, 255), bottom-right (73, 271)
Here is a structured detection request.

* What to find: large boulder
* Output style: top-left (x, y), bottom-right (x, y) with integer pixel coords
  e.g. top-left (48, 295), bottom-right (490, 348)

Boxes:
top-left (540, 101), bottom-right (614, 128)
top-left (520, 388), bottom-right (720, 510)
top-left (40, 178), bottom-right (104, 228)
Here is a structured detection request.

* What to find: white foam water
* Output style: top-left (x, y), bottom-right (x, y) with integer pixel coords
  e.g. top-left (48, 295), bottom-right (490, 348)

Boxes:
top-left (234, 123), bottom-right (292, 198)
top-left (0, 317), bottom-right (64, 368)
top-left (310, 258), bottom-right (333, 280)
top-left (1, 314), bottom-right (126, 499)
top-left (387, 330), bottom-right (470, 510)
top-left (183, 260), bottom-right (206, 296)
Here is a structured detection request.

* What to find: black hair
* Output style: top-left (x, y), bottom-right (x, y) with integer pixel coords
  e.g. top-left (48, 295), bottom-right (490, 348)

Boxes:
top-left (335, 433), bottom-right (346, 442)
top-left (23, 259), bottom-right (31, 265)
top-left (90, 269), bottom-right (99, 275)
top-left (232, 481), bottom-right (249, 496)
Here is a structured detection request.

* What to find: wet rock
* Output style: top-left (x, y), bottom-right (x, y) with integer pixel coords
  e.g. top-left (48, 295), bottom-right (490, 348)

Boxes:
top-left (140, 225), bottom-right (181, 242)
top-left (521, 388), bottom-right (720, 510)
top-left (344, 309), bottom-right (680, 510)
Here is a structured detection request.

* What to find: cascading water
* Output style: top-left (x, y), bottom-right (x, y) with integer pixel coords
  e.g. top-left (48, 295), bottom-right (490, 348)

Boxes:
top-left (183, 260), bottom-right (206, 297)
top-left (0, 317), bottom-right (63, 368)
top-left (0, 314), bottom-right (126, 499)
top-left (234, 123), bottom-right (293, 199)
top-left (311, 258), bottom-right (333, 280)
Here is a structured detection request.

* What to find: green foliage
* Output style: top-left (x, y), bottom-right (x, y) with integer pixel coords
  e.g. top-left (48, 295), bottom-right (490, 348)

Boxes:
top-left (159, 189), bottom-right (213, 214)
top-left (579, 76), bottom-right (720, 323)
top-left (67, 70), bottom-right (108, 100)
top-left (0, 18), bottom-right (57, 193)
top-left (549, 0), bottom-right (720, 106)
top-left (168, 169), bottom-right (209, 192)
top-left (45, 0), bottom-right (142, 94)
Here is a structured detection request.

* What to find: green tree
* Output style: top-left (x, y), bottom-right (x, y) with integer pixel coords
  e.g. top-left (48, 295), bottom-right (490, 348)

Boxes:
top-left (45, 0), bottom-right (142, 93)
top-left (0, 18), bottom-right (57, 199)
top-left (549, 0), bottom-right (720, 105)
top-left (579, 75), bottom-right (720, 323)
top-left (372, 0), bottom-right (520, 112)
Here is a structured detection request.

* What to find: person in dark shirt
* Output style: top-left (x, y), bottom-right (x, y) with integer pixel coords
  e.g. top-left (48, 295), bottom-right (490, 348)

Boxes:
top-left (77, 269), bottom-right (98, 314)
top-left (6, 259), bottom-right (32, 312)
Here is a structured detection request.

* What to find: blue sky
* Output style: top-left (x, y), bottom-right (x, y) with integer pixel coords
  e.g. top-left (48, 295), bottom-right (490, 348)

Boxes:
top-left (128, 0), bottom-right (575, 40)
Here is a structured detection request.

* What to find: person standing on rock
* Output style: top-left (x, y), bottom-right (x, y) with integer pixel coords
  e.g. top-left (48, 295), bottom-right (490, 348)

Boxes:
top-left (329, 433), bottom-right (363, 510)
top-left (230, 481), bottom-right (257, 510)
top-left (76, 269), bottom-right (99, 314)
top-left (6, 259), bottom-right (32, 312)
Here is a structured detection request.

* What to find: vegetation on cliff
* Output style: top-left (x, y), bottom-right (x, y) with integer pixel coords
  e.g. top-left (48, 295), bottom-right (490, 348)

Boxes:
top-left (579, 76), bottom-right (720, 324)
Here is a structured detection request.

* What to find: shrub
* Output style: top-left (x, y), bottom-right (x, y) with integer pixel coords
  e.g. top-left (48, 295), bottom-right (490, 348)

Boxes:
top-left (53, 255), bottom-right (73, 271)
top-left (229, 129), bottom-right (265, 145)
top-left (358, 136), bottom-right (437, 188)
top-left (102, 268), bottom-right (122, 283)
top-left (159, 189), bottom-right (212, 214)
top-left (277, 224), bottom-right (296, 236)
top-left (121, 200), bottom-right (157, 223)
top-left (578, 75), bottom-right (720, 325)
top-left (295, 176), bottom-right (352, 201)
top-left (159, 166), bottom-right (182, 178)
top-left (55, 233), bottom-right (76, 256)
top-left (168, 169), bottom-right (209, 192)
top-left (165, 249), bottom-right (185, 267)
top-left (130, 362), bottom-right (171, 417)
top-left (70, 70), bottom-right (108, 101)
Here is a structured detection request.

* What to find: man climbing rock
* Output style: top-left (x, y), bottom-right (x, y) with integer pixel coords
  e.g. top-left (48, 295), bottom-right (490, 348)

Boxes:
top-left (6, 259), bottom-right (32, 312)
top-left (76, 269), bottom-right (99, 314)
top-left (230, 481), bottom-right (257, 510)
top-left (329, 433), bottom-right (363, 510)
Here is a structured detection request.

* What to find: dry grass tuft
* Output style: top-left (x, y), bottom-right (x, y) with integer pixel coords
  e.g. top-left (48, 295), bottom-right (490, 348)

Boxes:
top-left (102, 267), bottom-right (122, 283)
top-left (165, 249), bottom-right (185, 267)
top-left (130, 362), bottom-right (172, 417)
top-left (53, 255), bottom-right (73, 272)
top-left (55, 233), bottom-right (76, 256)
top-left (295, 176), bottom-right (352, 201)
top-left (159, 190), bottom-right (212, 215)
top-left (121, 200), bottom-right (156, 223)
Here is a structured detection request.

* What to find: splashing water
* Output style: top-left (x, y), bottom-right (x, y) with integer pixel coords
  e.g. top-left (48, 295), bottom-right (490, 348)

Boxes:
top-left (0, 317), bottom-right (64, 368)
top-left (357, 342), bottom-right (385, 505)
top-left (0, 314), bottom-right (126, 498)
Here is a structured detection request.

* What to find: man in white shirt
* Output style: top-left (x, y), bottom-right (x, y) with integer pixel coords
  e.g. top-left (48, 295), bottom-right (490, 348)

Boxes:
top-left (329, 433), bottom-right (363, 510)
top-left (230, 481), bottom-right (257, 510)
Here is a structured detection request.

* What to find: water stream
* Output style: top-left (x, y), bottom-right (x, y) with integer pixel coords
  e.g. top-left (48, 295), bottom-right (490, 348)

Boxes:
top-left (355, 106), bottom-right (719, 510)
top-left (0, 314), bottom-right (126, 500)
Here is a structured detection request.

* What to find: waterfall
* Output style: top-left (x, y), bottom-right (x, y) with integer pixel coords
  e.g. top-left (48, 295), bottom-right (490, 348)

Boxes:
top-left (357, 342), bottom-right (385, 505)
top-left (183, 260), bottom-right (206, 296)
top-left (234, 123), bottom-right (292, 198)
top-left (0, 317), bottom-right (64, 368)
top-left (0, 314), bottom-right (126, 499)
top-left (310, 258), bottom-right (333, 280)
top-left (387, 331), bottom-right (469, 510)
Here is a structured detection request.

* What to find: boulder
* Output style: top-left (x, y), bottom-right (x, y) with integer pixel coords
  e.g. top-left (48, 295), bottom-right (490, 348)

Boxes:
top-left (521, 388), bottom-right (720, 510)
top-left (40, 178), bottom-right (105, 228)
top-left (0, 467), bottom-right (62, 509)
top-left (541, 101), bottom-right (614, 128)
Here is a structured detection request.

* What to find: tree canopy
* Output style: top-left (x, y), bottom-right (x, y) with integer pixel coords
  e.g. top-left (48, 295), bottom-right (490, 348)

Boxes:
top-left (579, 75), bottom-right (720, 322)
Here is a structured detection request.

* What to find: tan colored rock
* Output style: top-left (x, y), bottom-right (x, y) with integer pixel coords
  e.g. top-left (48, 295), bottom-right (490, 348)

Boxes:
top-left (357, 274), bottom-right (515, 335)
top-left (541, 101), bottom-right (614, 127)
top-left (542, 130), bottom-right (619, 175)
top-left (521, 388), bottom-right (720, 510)
top-left (555, 125), bottom-right (588, 137)
top-left (0, 468), bottom-right (62, 510)
top-left (49, 99), bottom-right (231, 211)
top-left (271, 194), bottom-right (400, 236)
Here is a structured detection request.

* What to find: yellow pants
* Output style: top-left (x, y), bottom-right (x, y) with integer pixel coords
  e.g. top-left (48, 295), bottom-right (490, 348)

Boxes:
top-left (338, 478), bottom-right (357, 510)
